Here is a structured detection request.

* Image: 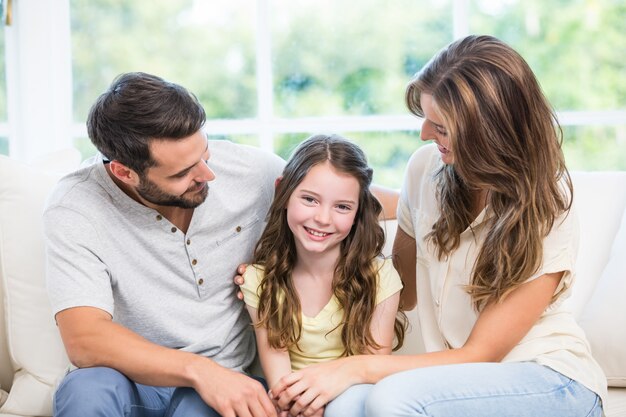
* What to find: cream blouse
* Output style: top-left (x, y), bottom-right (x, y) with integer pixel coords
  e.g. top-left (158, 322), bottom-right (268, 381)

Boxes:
top-left (397, 143), bottom-right (607, 407)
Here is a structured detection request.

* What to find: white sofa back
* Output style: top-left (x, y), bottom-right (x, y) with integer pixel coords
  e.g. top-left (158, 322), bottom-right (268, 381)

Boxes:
top-left (1, 155), bottom-right (625, 416)
top-left (0, 151), bottom-right (81, 417)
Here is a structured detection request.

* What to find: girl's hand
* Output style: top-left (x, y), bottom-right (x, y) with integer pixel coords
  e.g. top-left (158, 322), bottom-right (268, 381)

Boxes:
top-left (308, 405), bottom-right (325, 417)
top-left (270, 357), bottom-right (359, 417)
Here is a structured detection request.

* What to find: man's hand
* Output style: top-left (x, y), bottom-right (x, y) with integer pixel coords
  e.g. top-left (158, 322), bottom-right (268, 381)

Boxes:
top-left (193, 364), bottom-right (277, 417)
top-left (56, 307), bottom-right (275, 416)
top-left (235, 263), bottom-right (247, 300)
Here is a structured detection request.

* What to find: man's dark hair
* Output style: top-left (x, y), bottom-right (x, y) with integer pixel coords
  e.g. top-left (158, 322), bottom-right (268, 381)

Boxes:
top-left (86, 72), bottom-right (206, 175)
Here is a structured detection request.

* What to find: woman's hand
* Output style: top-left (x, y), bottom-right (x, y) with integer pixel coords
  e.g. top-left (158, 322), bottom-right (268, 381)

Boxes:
top-left (270, 357), bottom-right (360, 417)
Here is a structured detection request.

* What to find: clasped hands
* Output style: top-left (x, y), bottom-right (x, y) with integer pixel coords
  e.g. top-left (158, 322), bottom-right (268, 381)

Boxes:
top-left (234, 264), bottom-right (346, 417)
top-left (267, 368), bottom-right (332, 417)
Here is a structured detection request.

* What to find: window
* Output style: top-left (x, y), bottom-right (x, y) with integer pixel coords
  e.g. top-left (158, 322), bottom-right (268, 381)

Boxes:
top-left (66, 0), bottom-right (626, 187)
top-left (0, 12), bottom-right (7, 155)
top-left (71, 0), bottom-right (257, 162)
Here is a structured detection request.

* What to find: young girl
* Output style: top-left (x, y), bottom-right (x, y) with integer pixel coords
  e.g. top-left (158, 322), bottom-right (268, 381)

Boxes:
top-left (240, 134), bottom-right (405, 417)
top-left (268, 36), bottom-right (607, 417)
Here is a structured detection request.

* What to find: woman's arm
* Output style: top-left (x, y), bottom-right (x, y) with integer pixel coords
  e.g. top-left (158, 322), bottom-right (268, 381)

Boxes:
top-left (245, 305), bottom-right (292, 389)
top-left (392, 226), bottom-right (417, 310)
top-left (271, 271), bottom-right (563, 416)
top-left (266, 290), bottom-right (400, 416)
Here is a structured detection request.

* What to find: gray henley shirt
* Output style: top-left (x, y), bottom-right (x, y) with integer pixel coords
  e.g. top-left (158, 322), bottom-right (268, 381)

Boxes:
top-left (44, 140), bottom-right (285, 372)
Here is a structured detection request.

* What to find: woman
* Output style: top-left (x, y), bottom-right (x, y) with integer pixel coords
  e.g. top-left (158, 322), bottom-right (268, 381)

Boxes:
top-left (269, 35), bottom-right (607, 417)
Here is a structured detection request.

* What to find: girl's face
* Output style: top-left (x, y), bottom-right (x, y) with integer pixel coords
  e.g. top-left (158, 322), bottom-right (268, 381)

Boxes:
top-left (286, 161), bottom-right (360, 259)
top-left (419, 93), bottom-right (453, 165)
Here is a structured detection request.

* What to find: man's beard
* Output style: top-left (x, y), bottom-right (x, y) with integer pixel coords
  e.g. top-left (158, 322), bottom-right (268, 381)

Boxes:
top-left (136, 175), bottom-right (209, 209)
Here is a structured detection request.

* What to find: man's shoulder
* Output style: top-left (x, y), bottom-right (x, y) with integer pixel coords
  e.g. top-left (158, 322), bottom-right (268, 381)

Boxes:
top-left (209, 140), bottom-right (284, 172)
top-left (208, 140), bottom-right (285, 186)
top-left (45, 156), bottom-right (107, 212)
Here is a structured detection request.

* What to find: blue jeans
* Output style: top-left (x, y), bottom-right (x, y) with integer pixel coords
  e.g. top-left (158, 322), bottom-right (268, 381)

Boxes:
top-left (325, 362), bottom-right (602, 417)
top-left (53, 367), bottom-right (267, 417)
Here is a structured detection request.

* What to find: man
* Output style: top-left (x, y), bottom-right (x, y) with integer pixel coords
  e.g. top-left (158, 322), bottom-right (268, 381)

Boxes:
top-left (44, 72), bottom-right (284, 417)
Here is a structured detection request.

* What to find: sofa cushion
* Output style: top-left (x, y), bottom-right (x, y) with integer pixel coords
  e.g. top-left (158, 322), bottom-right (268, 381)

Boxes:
top-left (567, 172), bottom-right (626, 318)
top-left (580, 203), bottom-right (626, 388)
top-left (0, 153), bottom-right (77, 416)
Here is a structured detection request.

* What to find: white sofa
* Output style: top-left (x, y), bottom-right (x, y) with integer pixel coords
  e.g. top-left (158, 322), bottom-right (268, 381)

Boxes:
top-left (1, 153), bottom-right (625, 417)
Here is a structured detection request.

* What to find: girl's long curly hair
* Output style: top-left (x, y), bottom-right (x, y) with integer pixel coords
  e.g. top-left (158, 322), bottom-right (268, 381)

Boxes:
top-left (253, 134), bottom-right (405, 355)
top-left (405, 35), bottom-right (573, 310)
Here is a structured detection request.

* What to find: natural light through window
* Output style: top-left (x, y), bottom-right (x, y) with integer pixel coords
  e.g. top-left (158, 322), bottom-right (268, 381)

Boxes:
top-left (4, 0), bottom-right (621, 185)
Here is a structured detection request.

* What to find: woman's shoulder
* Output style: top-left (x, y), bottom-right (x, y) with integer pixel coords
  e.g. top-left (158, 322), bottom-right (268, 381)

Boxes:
top-left (402, 143), bottom-right (441, 191)
top-left (399, 143), bottom-right (440, 210)
top-left (406, 143), bottom-right (440, 172)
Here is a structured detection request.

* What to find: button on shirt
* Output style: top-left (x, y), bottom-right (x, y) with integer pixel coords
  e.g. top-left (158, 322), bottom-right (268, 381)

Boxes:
top-left (397, 144), bottom-right (607, 406)
top-left (44, 140), bottom-right (285, 372)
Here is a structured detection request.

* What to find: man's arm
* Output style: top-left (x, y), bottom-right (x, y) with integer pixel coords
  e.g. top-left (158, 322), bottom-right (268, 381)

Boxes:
top-left (56, 307), bottom-right (277, 417)
top-left (370, 184), bottom-right (399, 220)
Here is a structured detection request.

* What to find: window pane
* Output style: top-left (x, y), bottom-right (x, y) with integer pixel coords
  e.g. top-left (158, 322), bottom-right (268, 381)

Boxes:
top-left (73, 137), bottom-right (97, 161)
top-left (71, 0), bottom-right (257, 122)
top-left (274, 133), bottom-right (303, 160)
top-left (0, 25), bottom-right (7, 155)
top-left (563, 125), bottom-right (626, 171)
top-left (470, 0), bottom-right (626, 111)
top-left (75, 135), bottom-right (260, 162)
top-left (275, 132), bottom-right (423, 189)
top-left (0, 23), bottom-right (6, 121)
top-left (272, 0), bottom-right (452, 118)
top-left (350, 131), bottom-right (422, 189)
top-left (207, 134), bottom-right (259, 148)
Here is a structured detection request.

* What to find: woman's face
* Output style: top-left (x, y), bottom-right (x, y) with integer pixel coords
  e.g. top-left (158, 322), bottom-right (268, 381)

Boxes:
top-left (419, 93), bottom-right (453, 165)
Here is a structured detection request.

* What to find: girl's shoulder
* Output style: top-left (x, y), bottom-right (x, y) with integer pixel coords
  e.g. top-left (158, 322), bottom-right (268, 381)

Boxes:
top-left (372, 257), bottom-right (404, 301)
top-left (372, 257), bottom-right (401, 281)
top-left (373, 256), bottom-right (393, 270)
top-left (242, 264), bottom-right (267, 286)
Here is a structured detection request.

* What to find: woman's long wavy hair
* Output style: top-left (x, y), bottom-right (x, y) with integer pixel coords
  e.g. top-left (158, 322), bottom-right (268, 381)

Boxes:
top-left (405, 35), bottom-right (573, 310)
top-left (253, 134), bottom-right (405, 355)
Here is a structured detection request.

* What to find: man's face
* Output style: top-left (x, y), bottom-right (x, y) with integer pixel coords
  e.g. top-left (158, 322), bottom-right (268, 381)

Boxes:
top-left (136, 131), bottom-right (215, 209)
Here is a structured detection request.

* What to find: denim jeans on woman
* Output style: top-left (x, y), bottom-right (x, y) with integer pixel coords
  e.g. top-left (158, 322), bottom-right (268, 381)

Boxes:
top-left (325, 362), bottom-right (602, 417)
top-left (53, 366), bottom-right (267, 417)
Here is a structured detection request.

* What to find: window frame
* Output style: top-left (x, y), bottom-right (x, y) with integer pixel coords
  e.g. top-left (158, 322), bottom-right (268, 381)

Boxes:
top-left (3, 0), bottom-right (626, 161)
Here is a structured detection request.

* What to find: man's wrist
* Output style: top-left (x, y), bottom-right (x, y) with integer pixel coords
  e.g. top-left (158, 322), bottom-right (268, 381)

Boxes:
top-left (183, 353), bottom-right (218, 388)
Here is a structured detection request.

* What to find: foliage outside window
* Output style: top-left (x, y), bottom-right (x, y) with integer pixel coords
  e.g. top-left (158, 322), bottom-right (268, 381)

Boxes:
top-left (70, 0), bottom-right (626, 188)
